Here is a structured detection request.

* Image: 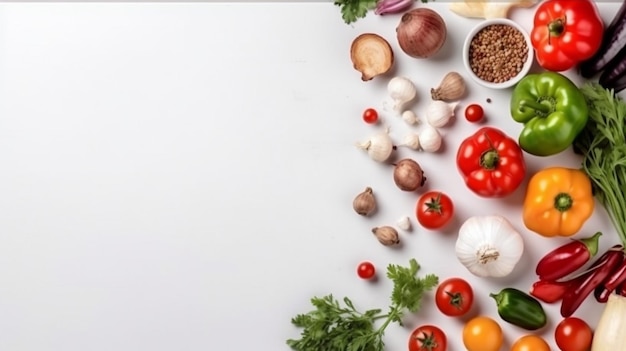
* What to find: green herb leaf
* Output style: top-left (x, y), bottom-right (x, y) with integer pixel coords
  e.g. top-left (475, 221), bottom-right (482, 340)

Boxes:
top-left (287, 259), bottom-right (438, 351)
top-left (575, 83), bottom-right (626, 246)
top-left (334, 0), bottom-right (378, 24)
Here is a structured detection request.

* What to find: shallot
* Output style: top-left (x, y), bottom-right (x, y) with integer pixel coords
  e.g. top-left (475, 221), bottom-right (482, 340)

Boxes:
top-left (431, 72), bottom-right (466, 101)
top-left (393, 158), bottom-right (426, 191)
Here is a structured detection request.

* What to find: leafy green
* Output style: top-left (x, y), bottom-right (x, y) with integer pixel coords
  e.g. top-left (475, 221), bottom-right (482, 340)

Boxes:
top-left (334, 0), bottom-right (378, 24)
top-left (333, 0), bottom-right (431, 25)
top-left (286, 259), bottom-right (438, 351)
top-left (574, 83), bottom-right (626, 245)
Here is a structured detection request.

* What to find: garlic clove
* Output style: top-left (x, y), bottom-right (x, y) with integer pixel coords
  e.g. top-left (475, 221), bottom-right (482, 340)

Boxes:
top-left (353, 187), bottom-right (376, 216)
top-left (418, 127), bottom-right (442, 153)
top-left (401, 110), bottom-right (419, 125)
top-left (356, 128), bottom-right (394, 162)
top-left (387, 76), bottom-right (417, 112)
top-left (431, 71), bottom-right (466, 101)
top-left (401, 133), bottom-right (420, 150)
top-left (397, 216), bottom-right (412, 231)
top-left (372, 226), bottom-right (400, 246)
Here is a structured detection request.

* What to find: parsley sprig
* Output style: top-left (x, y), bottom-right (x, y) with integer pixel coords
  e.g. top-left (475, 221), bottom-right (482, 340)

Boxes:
top-left (287, 259), bottom-right (438, 351)
top-left (334, 0), bottom-right (378, 24)
top-left (333, 0), bottom-right (429, 25)
top-left (574, 83), bottom-right (626, 246)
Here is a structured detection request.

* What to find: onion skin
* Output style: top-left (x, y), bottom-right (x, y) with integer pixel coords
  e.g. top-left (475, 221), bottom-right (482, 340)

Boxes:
top-left (591, 293), bottom-right (626, 351)
top-left (396, 8), bottom-right (447, 59)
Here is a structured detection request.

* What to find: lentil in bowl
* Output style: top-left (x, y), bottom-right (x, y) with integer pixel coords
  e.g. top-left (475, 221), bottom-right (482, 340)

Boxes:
top-left (462, 18), bottom-right (533, 89)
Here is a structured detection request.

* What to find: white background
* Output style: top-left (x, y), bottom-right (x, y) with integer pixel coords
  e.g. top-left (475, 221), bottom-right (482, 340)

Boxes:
top-left (0, 2), bottom-right (622, 351)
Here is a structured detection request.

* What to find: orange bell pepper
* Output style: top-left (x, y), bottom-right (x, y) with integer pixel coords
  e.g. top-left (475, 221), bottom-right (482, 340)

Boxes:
top-left (523, 167), bottom-right (595, 237)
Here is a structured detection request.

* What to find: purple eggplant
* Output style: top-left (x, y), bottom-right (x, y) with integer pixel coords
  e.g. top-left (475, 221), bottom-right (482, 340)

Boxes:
top-left (599, 45), bottom-right (626, 92)
top-left (579, 0), bottom-right (626, 78)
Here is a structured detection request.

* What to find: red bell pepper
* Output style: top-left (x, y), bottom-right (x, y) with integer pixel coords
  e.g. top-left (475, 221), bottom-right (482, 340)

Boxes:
top-left (535, 232), bottom-right (602, 281)
top-left (530, 0), bottom-right (604, 72)
top-left (456, 127), bottom-right (526, 198)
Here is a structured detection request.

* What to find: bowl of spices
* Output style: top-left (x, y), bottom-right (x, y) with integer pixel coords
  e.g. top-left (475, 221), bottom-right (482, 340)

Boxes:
top-left (463, 18), bottom-right (533, 89)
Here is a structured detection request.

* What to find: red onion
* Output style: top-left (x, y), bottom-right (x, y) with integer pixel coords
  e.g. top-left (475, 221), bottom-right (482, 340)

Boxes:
top-left (396, 8), bottom-right (447, 59)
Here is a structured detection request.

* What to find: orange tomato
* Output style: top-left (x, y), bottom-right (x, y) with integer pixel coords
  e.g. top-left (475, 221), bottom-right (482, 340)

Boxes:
top-left (511, 334), bottom-right (550, 351)
top-left (462, 316), bottom-right (503, 351)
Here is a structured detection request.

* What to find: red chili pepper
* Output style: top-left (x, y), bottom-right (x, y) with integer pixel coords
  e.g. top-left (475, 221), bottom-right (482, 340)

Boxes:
top-left (530, 280), bottom-right (571, 303)
top-left (536, 232), bottom-right (602, 281)
top-left (594, 252), bottom-right (626, 303)
top-left (560, 245), bottom-right (624, 317)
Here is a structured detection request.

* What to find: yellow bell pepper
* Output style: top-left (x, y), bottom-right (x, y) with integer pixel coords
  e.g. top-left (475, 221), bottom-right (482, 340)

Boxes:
top-left (523, 167), bottom-right (595, 237)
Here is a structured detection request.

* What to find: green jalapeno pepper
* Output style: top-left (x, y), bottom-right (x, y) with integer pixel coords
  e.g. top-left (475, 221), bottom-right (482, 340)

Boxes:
top-left (490, 287), bottom-right (547, 330)
top-left (510, 72), bottom-right (588, 157)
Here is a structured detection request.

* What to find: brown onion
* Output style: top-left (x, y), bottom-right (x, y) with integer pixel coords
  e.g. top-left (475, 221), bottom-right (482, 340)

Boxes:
top-left (396, 8), bottom-right (447, 59)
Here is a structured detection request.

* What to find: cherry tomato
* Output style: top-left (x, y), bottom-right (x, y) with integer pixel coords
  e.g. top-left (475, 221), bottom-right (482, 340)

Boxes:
top-left (362, 108), bottom-right (379, 124)
top-left (511, 335), bottom-right (550, 351)
top-left (416, 191), bottom-right (454, 230)
top-left (435, 277), bottom-right (474, 317)
top-left (554, 317), bottom-right (593, 351)
top-left (356, 261), bottom-right (376, 279)
top-left (462, 316), bottom-right (503, 351)
top-left (464, 104), bottom-right (484, 123)
top-left (408, 325), bottom-right (446, 351)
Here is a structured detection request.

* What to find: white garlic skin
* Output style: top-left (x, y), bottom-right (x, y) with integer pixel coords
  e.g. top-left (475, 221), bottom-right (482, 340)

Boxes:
top-left (455, 215), bottom-right (524, 278)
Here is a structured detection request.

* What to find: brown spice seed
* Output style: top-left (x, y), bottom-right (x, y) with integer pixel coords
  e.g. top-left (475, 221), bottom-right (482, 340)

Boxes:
top-left (468, 24), bottom-right (528, 83)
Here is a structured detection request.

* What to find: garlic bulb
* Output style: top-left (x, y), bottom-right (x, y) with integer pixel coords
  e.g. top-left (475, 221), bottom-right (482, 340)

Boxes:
top-left (426, 100), bottom-right (458, 128)
top-left (401, 110), bottom-right (419, 125)
top-left (356, 128), bottom-right (394, 162)
top-left (387, 76), bottom-right (417, 112)
top-left (455, 215), bottom-right (524, 278)
top-left (431, 71), bottom-right (466, 101)
top-left (418, 127), bottom-right (442, 152)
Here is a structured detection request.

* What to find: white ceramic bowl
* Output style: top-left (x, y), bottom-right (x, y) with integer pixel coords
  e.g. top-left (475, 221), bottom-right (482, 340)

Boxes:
top-left (462, 18), bottom-right (534, 89)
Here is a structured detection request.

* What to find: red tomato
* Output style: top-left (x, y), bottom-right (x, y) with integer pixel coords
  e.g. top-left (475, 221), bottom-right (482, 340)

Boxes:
top-left (435, 277), bottom-right (474, 317)
top-left (456, 127), bottom-right (526, 198)
top-left (356, 261), bottom-right (376, 279)
top-left (554, 317), bottom-right (593, 351)
top-left (416, 191), bottom-right (454, 230)
top-left (362, 108), bottom-right (379, 124)
top-left (464, 104), bottom-right (484, 123)
top-left (408, 325), bottom-right (447, 351)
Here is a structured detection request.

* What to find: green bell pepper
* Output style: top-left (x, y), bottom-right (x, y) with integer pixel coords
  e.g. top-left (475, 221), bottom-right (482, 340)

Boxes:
top-left (510, 72), bottom-right (588, 157)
